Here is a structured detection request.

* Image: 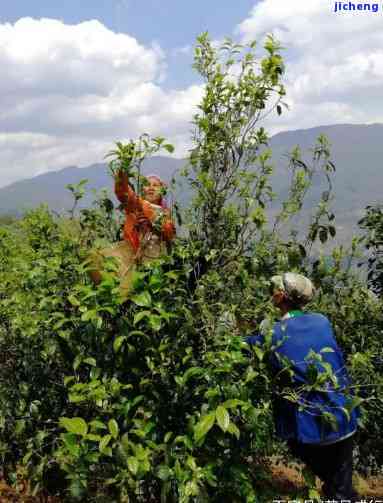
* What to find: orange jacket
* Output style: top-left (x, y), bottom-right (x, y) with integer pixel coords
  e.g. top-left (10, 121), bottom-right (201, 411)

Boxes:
top-left (114, 171), bottom-right (175, 252)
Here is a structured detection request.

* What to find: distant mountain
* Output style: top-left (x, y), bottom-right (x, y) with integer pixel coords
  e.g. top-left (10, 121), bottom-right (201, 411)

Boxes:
top-left (0, 157), bottom-right (185, 216)
top-left (267, 123), bottom-right (383, 242)
top-left (1, 124), bottom-right (382, 242)
top-left (270, 123), bottom-right (383, 212)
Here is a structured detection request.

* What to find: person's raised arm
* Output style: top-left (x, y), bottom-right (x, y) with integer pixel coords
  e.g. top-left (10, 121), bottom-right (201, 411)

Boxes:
top-left (114, 170), bottom-right (139, 210)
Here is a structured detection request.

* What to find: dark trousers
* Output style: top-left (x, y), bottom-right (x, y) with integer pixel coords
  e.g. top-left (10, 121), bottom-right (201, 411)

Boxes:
top-left (288, 435), bottom-right (358, 500)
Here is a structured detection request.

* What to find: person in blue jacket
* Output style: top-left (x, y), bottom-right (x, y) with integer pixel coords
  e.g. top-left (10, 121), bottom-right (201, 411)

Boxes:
top-left (246, 272), bottom-right (359, 500)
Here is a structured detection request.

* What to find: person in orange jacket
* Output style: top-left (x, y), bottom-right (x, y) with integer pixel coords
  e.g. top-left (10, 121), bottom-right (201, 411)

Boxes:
top-left (90, 171), bottom-right (175, 296)
top-left (114, 170), bottom-right (176, 261)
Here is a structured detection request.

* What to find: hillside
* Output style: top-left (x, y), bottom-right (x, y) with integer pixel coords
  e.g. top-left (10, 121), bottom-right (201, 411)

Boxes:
top-left (1, 124), bottom-right (382, 241)
top-left (0, 157), bottom-right (184, 216)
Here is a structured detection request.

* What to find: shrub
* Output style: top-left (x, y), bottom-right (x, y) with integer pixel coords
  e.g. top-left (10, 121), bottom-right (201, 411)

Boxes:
top-left (0, 33), bottom-right (382, 502)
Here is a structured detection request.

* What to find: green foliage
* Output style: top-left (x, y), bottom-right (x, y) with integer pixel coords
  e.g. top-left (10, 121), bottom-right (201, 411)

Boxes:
top-left (66, 179), bottom-right (89, 218)
top-left (0, 32), bottom-right (382, 502)
top-left (188, 33), bottom-right (285, 260)
top-left (359, 204), bottom-right (383, 296)
top-left (106, 134), bottom-right (174, 196)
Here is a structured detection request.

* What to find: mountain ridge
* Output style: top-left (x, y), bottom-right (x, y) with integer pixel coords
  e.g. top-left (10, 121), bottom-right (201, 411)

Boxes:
top-left (1, 123), bottom-right (382, 243)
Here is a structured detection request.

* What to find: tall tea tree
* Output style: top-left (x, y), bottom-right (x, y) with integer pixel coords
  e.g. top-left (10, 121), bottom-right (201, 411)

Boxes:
top-left (187, 33), bottom-right (286, 265)
top-left (359, 204), bottom-right (383, 296)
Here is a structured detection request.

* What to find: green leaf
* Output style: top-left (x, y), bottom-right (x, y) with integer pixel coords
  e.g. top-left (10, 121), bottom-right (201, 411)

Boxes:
top-left (320, 347), bottom-right (335, 353)
top-left (69, 479), bottom-right (86, 500)
top-left (108, 419), bottom-right (119, 439)
top-left (164, 144), bottom-right (175, 154)
top-left (62, 433), bottom-right (80, 457)
top-left (322, 412), bottom-right (339, 432)
top-left (99, 434), bottom-right (112, 453)
top-left (227, 422), bottom-right (240, 439)
top-left (73, 355), bottom-right (82, 371)
top-left (182, 367), bottom-right (203, 385)
top-left (186, 456), bottom-right (197, 470)
top-left (22, 451), bottom-right (33, 465)
top-left (113, 336), bottom-right (127, 353)
top-left (340, 407), bottom-right (350, 421)
top-left (349, 396), bottom-right (364, 411)
top-left (185, 480), bottom-right (198, 497)
top-left (157, 465), bottom-right (172, 481)
top-left (148, 314), bottom-right (162, 331)
top-left (253, 346), bottom-right (264, 361)
top-left (68, 295), bottom-right (80, 307)
top-left (127, 456), bottom-right (139, 475)
top-left (81, 309), bottom-right (97, 322)
top-left (309, 488), bottom-right (321, 501)
top-left (131, 271), bottom-right (147, 290)
top-left (302, 466), bottom-right (316, 488)
top-left (90, 420), bottom-right (107, 431)
top-left (133, 310), bottom-right (151, 325)
top-left (102, 447), bottom-right (113, 457)
top-left (131, 291), bottom-right (152, 307)
top-left (64, 376), bottom-right (75, 386)
top-left (83, 357), bottom-right (96, 367)
top-left (194, 413), bottom-right (216, 442)
top-left (129, 330), bottom-right (146, 337)
top-left (245, 368), bottom-right (259, 384)
top-left (68, 393), bottom-right (85, 403)
top-left (216, 406), bottom-right (230, 432)
top-left (60, 417), bottom-right (88, 437)
top-left (223, 399), bottom-right (244, 409)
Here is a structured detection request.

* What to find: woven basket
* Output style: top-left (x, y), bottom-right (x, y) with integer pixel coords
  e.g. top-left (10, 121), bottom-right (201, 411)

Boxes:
top-left (89, 238), bottom-right (166, 298)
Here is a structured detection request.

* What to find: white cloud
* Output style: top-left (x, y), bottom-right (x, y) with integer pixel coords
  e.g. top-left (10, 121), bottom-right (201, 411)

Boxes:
top-left (237, 0), bottom-right (383, 133)
top-left (0, 18), bottom-right (202, 187)
top-left (2, 7), bottom-right (381, 188)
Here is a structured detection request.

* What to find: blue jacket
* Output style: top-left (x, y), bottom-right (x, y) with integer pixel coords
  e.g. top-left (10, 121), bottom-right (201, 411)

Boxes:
top-left (246, 313), bottom-right (359, 444)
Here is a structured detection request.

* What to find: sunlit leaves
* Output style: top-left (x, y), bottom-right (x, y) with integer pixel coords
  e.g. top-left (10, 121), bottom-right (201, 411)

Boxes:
top-left (106, 134), bottom-right (174, 195)
top-left (131, 291), bottom-right (152, 307)
top-left (215, 406), bottom-right (230, 432)
top-left (0, 28), bottom-right (380, 503)
top-left (108, 419), bottom-right (119, 439)
top-left (99, 434), bottom-right (113, 456)
top-left (194, 413), bottom-right (216, 442)
top-left (60, 417), bottom-right (88, 437)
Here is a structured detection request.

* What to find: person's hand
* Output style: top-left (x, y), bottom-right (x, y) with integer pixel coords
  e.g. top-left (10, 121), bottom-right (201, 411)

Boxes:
top-left (161, 220), bottom-right (176, 241)
top-left (136, 213), bottom-right (152, 229)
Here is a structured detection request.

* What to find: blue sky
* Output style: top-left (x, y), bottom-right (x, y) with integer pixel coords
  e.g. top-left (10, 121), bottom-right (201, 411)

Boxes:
top-left (1, 0), bottom-right (256, 47)
top-left (0, 0), bottom-right (382, 186)
top-left (0, 0), bottom-right (257, 88)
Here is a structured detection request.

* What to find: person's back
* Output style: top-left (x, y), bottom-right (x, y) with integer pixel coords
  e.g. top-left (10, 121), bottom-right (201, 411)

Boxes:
top-left (269, 312), bottom-right (358, 444)
top-left (246, 273), bottom-right (360, 500)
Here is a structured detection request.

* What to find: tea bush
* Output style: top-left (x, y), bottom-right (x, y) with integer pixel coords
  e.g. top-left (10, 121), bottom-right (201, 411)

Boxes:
top-left (0, 34), bottom-right (382, 502)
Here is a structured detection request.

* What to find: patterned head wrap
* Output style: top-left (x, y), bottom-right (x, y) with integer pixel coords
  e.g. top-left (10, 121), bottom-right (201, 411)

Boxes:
top-left (270, 272), bottom-right (315, 305)
top-left (145, 174), bottom-right (168, 209)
